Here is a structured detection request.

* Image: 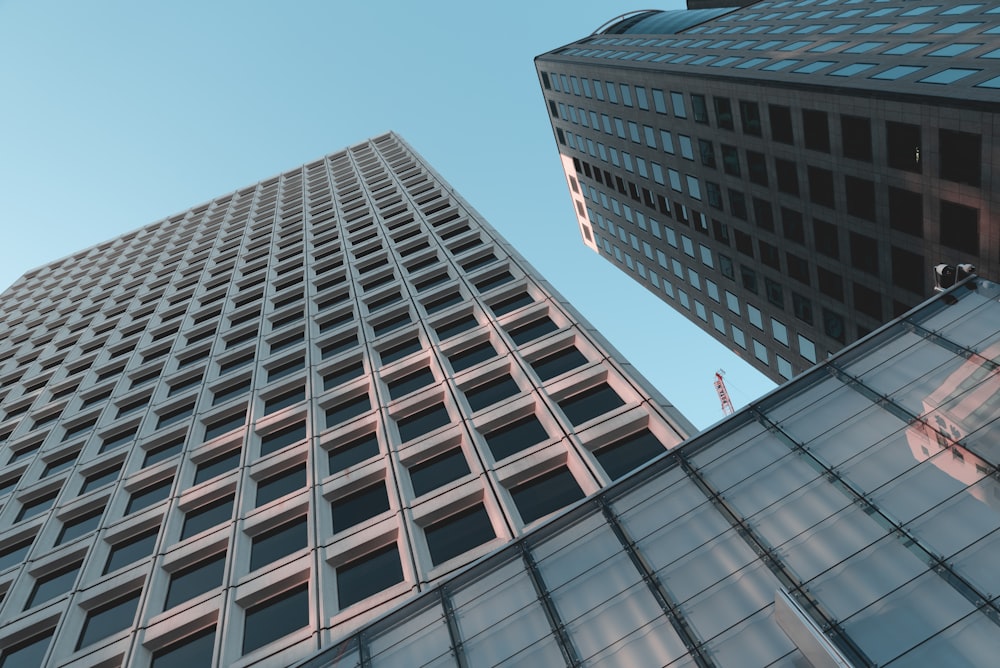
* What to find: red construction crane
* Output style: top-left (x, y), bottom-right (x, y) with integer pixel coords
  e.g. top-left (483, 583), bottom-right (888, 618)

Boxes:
top-left (714, 370), bottom-right (735, 417)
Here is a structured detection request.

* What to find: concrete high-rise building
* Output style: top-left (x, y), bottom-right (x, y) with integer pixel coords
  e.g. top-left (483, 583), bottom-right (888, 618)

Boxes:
top-left (536, 0), bottom-right (1000, 382)
top-left (0, 133), bottom-right (693, 667)
top-left (295, 274), bottom-right (1000, 668)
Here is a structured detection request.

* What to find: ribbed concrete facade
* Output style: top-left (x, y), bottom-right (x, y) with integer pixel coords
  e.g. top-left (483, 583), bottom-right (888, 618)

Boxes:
top-left (0, 133), bottom-right (692, 667)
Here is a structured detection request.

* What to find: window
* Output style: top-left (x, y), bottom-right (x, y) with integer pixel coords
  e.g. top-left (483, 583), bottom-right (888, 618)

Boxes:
top-left (823, 308), bottom-right (846, 342)
top-left (379, 337), bottom-right (421, 364)
top-left (337, 543), bottom-right (404, 609)
top-left (594, 430), bottom-right (664, 480)
top-left (845, 176), bottom-right (876, 221)
top-left (164, 553), bottom-right (226, 610)
top-left (886, 121), bottom-right (921, 172)
top-left (424, 504), bottom-right (494, 566)
top-left (775, 159), bottom-right (799, 195)
top-left (57, 508), bottom-right (103, 544)
top-left (853, 283), bottom-right (882, 319)
top-left (409, 449), bottom-right (469, 497)
top-left (448, 341), bottom-right (495, 372)
top-left (510, 468), bottom-right (584, 524)
top-left (329, 432), bottom-right (379, 473)
top-left (387, 367), bottom-right (435, 400)
top-left (326, 393), bottom-right (370, 428)
top-left (26, 562), bottom-right (80, 608)
top-left (818, 267), bottom-right (844, 301)
top-left (506, 317), bottom-right (557, 345)
top-left (802, 109), bottom-right (830, 151)
top-left (787, 253), bottom-right (811, 285)
top-left (940, 200), bottom-right (979, 255)
top-left (807, 167), bottom-right (835, 207)
top-left (531, 347), bottom-right (588, 381)
top-left (793, 293), bottom-right (814, 325)
top-left (151, 627), bottom-right (216, 668)
top-left (0, 632), bottom-right (51, 668)
top-left (721, 145), bottom-right (740, 176)
top-left (813, 219), bottom-right (839, 258)
top-left (76, 591), bottom-right (141, 650)
top-left (670, 91), bottom-right (686, 117)
top-left (841, 115), bottom-right (872, 161)
top-left (126, 478), bottom-right (172, 514)
top-left (463, 375), bottom-right (520, 412)
top-left (482, 414), bottom-right (548, 461)
top-left (849, 233), bottom-right (879, 276)
top-left (891, 247), bottom-right (925, 296)
top-left (739, 100), bottom-right (762, 135)
top-left (256, 465), bottom-right (306, 507)
top-left (261, 422), bottom-right (306, 457)
top-left (397, 403), bottom-right (450, 442)
top-left (760, 241), bottom-right (780, 270)
top-left (747, 151), bottom-right (768, 185)
top-left (250, 516), bottom-right (307, 571)
top-left (765, 278), bottom-right (784, 308)
top-left (769, 105), bottom-right (793, 143)
top-left (939, 129), bottom-right (981, 186)
top-left (332, 482), bottom-right (389, 533)
top-left (888, 187), bottom-right (923, 237)
top-left (181, 497), bottom-right (234, 541)
top-left (557, 384), bottom-right (624, 426)
top-left (691, 94), bottom-right (709, 123)
top-left (105, 528), bottom-right (159, 574)
top-left (242, 584), bottom-right (309, 655)
top-left (714, 97), bottom-right (734, 129)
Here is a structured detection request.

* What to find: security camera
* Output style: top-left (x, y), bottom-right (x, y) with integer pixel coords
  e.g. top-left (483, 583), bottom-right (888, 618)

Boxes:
top-left (956, 264), bottom-right (977, 281)
top-left (934, 263), bottom-right (956, 291)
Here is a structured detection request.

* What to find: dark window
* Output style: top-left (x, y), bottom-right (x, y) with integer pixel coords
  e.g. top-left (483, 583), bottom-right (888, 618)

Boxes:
top-left (424, 291), bottom-right (462, 314)
top-left (387, 367), bottom-right (435, 400)
top-left (268, 357), bottom-right (305, 382)
top-left (845, 177), bottom-right (876, 221)
top-left (765, 278), bottom-right (784, 309)
top-left (242, 584), bottom-right (309, 655)
top-left (448, 341), bottom-right (496, 372)
top-left (379, 337), bottom-right (421, 365)
top-left (940, 200), bottom-right (979, 255)
top-left (0, 632), bottom-right (50, 668)
top-left (530, 347), bottom-right (588, 382)
top-left (752, 198), bottom-right (774, 232)
top-left (713, 219), bottom-right (730, 245)
top-left (325, 393), bottom-right (370, 428)
top-left (409, 449), bottom-right (470, 497)
top-left (823, 308), bottom-right (846, 343)
top-left (510, 467), bottom-right (584, 524)
top-left (728, 190), bottom-right (748, 220)
top-left (939, 129), bottom-right (981, 186)
top-left (260, 421), bottom-right (307, 457)
top-left (739, 100), bottom-right (762, 136)
top-left (760, 241), bottom-right (781, 270)
top-left (853, 283), bottom-right (882, 320)
top-left (698, 139), bottom-right (716, 168)
top-left (490, 292), bottom-right (533, 316)
top-left (888, 187), bottom-right (923, 238)
top-left (0, 536), bottom-right (33, 571)
top-left (425, 504), bottom-right (495, 566)
top-left (101, 427), bottom-right (138, 453)
top-left (435, 315), bottom-right (477, 340)
top-left (57, 509), bottom-right (103, 545)
top-left (372, 313), bottom-right (411, 337)
top-left (323, 361), bottom-right (364, 390)
top-left (557, 384), bottom-right (625, 426)
top-left (734, 230), bottom-right (754, 259)
top-left (714, 97), bottom-right (734, 130)
top-left (781, 208), bottom-right (805, 244)
top-left (746, 151), bottom-right (768, 186)
top-left (213, 378), bottom-right (252, 406)
top-left (594, 431), bottom-right (665, 480)
top-left (126, 478), bottom-right (172, 514)
top-left (721, 145), bottom-right (740, 176)
top-left (813, 219), bottom-right (839, 258)
top-left (250, 517), bottom-right (307, 571)
top-left (194, 449), bottom-right (241, 485)
top-left (204, 412), bottom-right (245, 442)
top-left (507, 317), bottom-right (558, 346)
top-left (841, 115), bottom-right (872, 161)
top-left (397, 403), bottom-right (450, 442)
top-left (151, 627), bottom-right (216, 668)
top-left (256, 465), bottom-right (306, 507)
top-left (329, 433), bottom-right (379, 473)
top-left (482, 414), bottom-right (549, 461)
top-left (892, 247), bottom-right (925, 296)
top-left (706, 182), bottom-right (723, 209)
top-left (164, 553), bottom-right (226, 610)
top-left (740, 265), bottom-right (757, 294)
top-left (157, 403), bottom-right (194, 429)
top-left (26, 562), bottom-right (79, 608)
top-left (818, 267), bottom-right (845, 302)
top-left (719, 254), bottom-right (735, 280)
top-left (181, 497), bottom-right (233, 541)
top-left (769, 105), bottom-right (793, 144)
top-left (321, 332), bottom-right (359, 359)
top-left (775, 159), bottom-right (799, 195)
top-left (787, 254), bottom-right (811, 286)
top-left (807, 167), bottom-right (835, 208)
top-left (802, 109), bottom-right (830, 152)
top-left (792, 293), bottom-right (814, 325)
top-left (337, 543), bottom-right (404, 609)
top-left (463, 375), bottom-right (520, 412)
top-left (42, 453), bottom-right (77, 477)
top-left (850, 233), bottom-right (880, 276)
top-left (264, 387), bottom-right (305, 415)
top-left (886, 121), bottom-right (922, 173)
top-left (691, 94), bottom-right (709, 123)
top-left (105, 528), bottom-right (159, 574)
top-left (76, 591), bottom-right (140, 650)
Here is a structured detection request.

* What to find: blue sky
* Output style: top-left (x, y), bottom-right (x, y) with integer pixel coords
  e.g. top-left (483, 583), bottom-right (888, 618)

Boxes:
top-left (0, 1), bottom-right (774, 428)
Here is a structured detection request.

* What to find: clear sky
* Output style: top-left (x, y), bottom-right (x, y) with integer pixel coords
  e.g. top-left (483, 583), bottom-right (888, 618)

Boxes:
top-left (0, 1), bottom-right (775, 429)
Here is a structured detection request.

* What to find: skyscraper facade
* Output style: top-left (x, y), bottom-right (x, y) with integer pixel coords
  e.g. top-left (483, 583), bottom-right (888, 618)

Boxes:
top-left (536, 0), bottom-right (1000, 382)
top-left (296, 275), bottom-right (1000, 668)
top-left (0, 133), bottom-right (693, 667)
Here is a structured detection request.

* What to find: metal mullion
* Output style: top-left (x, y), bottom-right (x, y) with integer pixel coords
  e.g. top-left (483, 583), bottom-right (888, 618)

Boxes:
top-left (439, 587), bottom-right (468, 668)
top-left (597, 498), bottom-right (715, 668)
top-left (519, 543), bottom-right (582, 667)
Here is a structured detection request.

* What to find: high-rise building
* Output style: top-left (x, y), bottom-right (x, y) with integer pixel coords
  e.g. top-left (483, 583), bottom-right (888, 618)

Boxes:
top-left (536, 1), bottom-right (1000, 383)
top-left (295, 274), bottom-right (1000, 668)
top-left (0, 133), bottom-right (693, 667)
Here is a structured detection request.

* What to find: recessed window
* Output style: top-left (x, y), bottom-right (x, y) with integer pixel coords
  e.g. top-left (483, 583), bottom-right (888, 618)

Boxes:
top-left (463, 375), bottom-right (520, 412)
top-left (481, 414), bottom-right (549, 462)
top-left (25, 561), bottom-right (80, 609)
top-left (242, 583), bottom-right (309, 655)
top-left (164, 553), bottom-right (226, 610)
top-left (768, 105), bottom-right (793, 144)
top-left (180, 497), bottom-right (234, 541)
top-left (204, 412), bottom-right (245, 442)
top-left (557, 384), bottom-right (625, 426)
top-left (840, 115), bottom-right (872, 161)
top-left (326, 394), bottom-right (370, 428)
top-left (0, 632), bottom-right (51, 668)
top-left (510, 467), bottom-right (584, 524)
top-left (250, 516), bottom-right (307, 571)
top-left (104, 528), bottom-right (159, 574)
top-left (57, 509), bottom-right (103, 544)
top-left (845, 176), bottom-right (876, 221)
top-left (409, 448), bottom-right (470, 497)
top-left (329, 432), bottom-right (380, 473)
top-left (595, 430), bottom-right (665, 479)
top-left (940, 200), bottom-right (979, 255)
top-left (151, 627), bottom-right (216, 668)
top-left (194, 449), bottom-right (241, 485)
top-left (0, 536), bottom-right (34, 571)
top-left (17, 491), bottom-right (58, 522)
top-left (76, 590), bottom-right (141, 650)
top-left (448, 341), bottom-right (496, 372)
top-left (323, 361), bottom-right (364, 390)
top-left (256, 465), bottom-right (306, 507)
top-left (888, 187), bottom-right (924, 237)
top-left (264, 386), bottom-right (305, 415)
top-left (379, 337), bottom-right (421, 365)
top-left (939, 129), bottom-right (981, 186)
top-left (424, 504), bottom-right (495, 566)
top-left (435, 315), bottom-right (477, 340)
top-left (387, 367), bottom-right (435, 400)
top-left (332, 482), bottom-right (389, 533)
top-left (337, 543), bottom-right (404, 609)
top-left (212, 378), bottom-right (252, 406)
top-left (530, 347), bottom-right (588, 381)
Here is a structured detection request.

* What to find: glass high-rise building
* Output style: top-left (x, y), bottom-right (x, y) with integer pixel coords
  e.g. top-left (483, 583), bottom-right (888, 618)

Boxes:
top-left (536, 0), bottom-right (1000, 383)
top-left (0, 133), bottom-right (694, 667)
